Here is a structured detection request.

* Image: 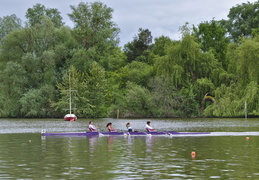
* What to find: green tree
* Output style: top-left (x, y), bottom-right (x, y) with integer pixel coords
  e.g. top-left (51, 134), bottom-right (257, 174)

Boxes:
top-left (222, 1), bottom-right (259, 41)
top-left (20, 85), bottom-right (56, 117)
top-left (0, 62), bottom-right (28, 117)
top-left (227, 37), bottom-right (259, 86)
top-left (99, 47), bottom-right (127, 71)
top-left (68, 2), bottom-right (121, 72)
top-left (52, 66), bottom-right (81, 116)
top-left (154, 25), bottom-right (205, 88)
top-left (1, 17), bottom-right (58, 63)
top-left (26, 3), bottom-right (64, 27)
top-left (124, 28), bottom-right (153, 63)
top-left (0, 14), bottom-right (22, 44)
top-left (53, 63), bottom-right (108, 118)
top-left (52, 26), bottom-right (79, 72)
top-left (119, 81), bottom-right (153, 118)
top-left (193, 20), bottom-right (230, 69)
top-left (84, 61), bottom-right (107, 117)
top-left (151, 35), bottom-right (173, 57)
top-left (69, 48), bottom-right (98, 72)
top-left (204, 37), bottom-right (259, 117)
top-left (148, 76), bottom-right (182, 117)
top-left (68, 2), bottom-right (120, 50)
top-left (115, 61), bottom-right (153, 88)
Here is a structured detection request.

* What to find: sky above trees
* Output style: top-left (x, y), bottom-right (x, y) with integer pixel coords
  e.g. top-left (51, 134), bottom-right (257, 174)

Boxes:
top-left (0, 0), bottom-right (257, 45)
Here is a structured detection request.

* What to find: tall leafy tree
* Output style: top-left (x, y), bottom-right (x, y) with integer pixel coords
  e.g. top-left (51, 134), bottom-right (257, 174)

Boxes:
top-left (68, 2), bottom-right (120, 50)
top-left (114, 61), bottom-right (153, 88)
top-left (85, 61), bottom-right (107, 117)
top-left (20, 84), bottom-right (56, 117)
top-left (0, 62), bottom-right (28, 117)
top-left (124, 28), bottom-right (153, 63)
top-left (151, 36), bottom-right (173, 57)
top-left (119, 81), bottom-right (153, 118)
top-left (193, 20), bottom-right (230, 69)
top-left (0, 14), bottom-right (22, 44)
top-left (148, 76), bottom-right (182, 117)
top-left (0, 15), bottom-right (76, 117)
top-left (26, 3), bottom-right (64, 28)
top-left (68, 2), bottom-right (120, 72)
top-left (222, 1), bottom-right (259, 41)
top-left (1, 17), bottom-right (58, 63)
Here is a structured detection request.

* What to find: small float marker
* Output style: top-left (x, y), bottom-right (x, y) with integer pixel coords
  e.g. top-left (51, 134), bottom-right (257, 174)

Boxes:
top-left (191, 151), bottom-right (196, 158)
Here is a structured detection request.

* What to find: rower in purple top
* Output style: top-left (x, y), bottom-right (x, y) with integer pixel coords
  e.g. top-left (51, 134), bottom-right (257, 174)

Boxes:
top-left (89, 121), bottom-right (98, 132)
top-left (146, 121), bottom-right (157, 132)
top-left (106, 122), bottom-right (116, 132)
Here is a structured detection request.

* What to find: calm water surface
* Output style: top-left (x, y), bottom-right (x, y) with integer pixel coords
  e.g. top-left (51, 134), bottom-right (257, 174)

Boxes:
top-left (1, 118), bottom-right (259, 179)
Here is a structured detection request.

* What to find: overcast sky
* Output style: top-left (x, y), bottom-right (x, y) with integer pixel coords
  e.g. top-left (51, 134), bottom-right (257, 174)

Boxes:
top-left (0, 0), bottom-right (256, 46)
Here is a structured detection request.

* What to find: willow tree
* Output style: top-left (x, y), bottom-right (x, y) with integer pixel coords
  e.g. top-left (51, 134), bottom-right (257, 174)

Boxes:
top-left (154, 41), bottom-right (184, 88)
top-left (242, 81), bottom-right (259, 116)
top-left (154, 25), bottom-right (218, 88)
top-left (153, 25), bottom-right (229, 116)
top-left (227, 37), bottom-right (259, 86)
top-left (204, 36), bottom-right (259, 117)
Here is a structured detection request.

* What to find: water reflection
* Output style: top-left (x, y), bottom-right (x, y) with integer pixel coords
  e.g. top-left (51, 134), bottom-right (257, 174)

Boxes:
top-left (89, 135), bottom-right (99, 154)
top-left (107, 136), bottom-right (117, 151)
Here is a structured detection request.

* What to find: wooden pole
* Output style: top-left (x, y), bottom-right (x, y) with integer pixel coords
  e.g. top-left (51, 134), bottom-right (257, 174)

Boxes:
top-left (117, 109), bottom-right (119, 119)
top-left (245, 102), bottom-right (247, 119)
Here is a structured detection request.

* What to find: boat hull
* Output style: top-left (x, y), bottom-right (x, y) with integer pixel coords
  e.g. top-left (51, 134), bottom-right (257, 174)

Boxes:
top-left (42, 131), bottom-right (211, 136)
top-left (64, 114), bottom-right (77, 121)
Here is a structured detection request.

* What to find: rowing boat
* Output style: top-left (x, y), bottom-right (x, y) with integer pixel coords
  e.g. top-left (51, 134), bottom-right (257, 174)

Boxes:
top-left (41, 131), bottom-right (210, 136)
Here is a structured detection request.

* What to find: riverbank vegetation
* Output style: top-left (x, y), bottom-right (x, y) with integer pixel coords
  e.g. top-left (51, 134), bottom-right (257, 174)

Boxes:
top-left (0, 1), bottom-right (259, 118)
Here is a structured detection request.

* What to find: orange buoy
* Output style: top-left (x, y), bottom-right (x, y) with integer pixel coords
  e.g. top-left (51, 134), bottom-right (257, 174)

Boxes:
top-left (191, 151), bottom-right (196, 158)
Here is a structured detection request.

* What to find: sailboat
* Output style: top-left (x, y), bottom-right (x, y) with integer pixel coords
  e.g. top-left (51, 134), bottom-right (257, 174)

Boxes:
top-left (64, 74), bottom-right (77, 121)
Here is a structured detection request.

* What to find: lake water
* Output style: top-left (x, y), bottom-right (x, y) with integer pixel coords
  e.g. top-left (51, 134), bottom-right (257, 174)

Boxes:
top-left (1, 118), bottom-right (259, 179)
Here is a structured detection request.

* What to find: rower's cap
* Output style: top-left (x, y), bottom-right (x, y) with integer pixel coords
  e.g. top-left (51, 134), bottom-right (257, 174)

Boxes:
top-left (147, 121), bottom-right (150, 124)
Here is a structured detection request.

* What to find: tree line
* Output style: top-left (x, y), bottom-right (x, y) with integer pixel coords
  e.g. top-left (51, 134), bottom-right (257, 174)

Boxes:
top-left (0, 1), bottom-right (259, 118)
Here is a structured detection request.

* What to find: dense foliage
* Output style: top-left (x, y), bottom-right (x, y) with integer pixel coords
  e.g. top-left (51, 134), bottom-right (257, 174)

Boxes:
top-left (0, 1), bottom-right (259, 118)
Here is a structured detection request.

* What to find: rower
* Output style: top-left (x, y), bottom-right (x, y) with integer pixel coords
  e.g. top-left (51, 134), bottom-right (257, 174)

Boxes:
top-left (146, 121), bottom-right (157, 132)
top-left (106, 122), bottom-right (116, 132)
top-left (89, 121), bottom-right (98, 132)
top-left (126, 122), bottom-right (133, 132)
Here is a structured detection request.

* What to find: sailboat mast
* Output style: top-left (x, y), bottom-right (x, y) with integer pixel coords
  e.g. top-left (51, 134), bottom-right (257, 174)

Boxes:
top-left (69, 73), bottom-right (72, 114)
